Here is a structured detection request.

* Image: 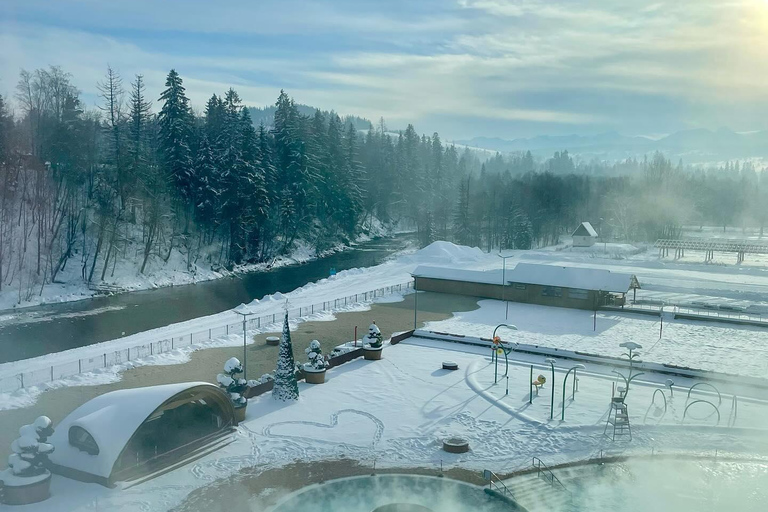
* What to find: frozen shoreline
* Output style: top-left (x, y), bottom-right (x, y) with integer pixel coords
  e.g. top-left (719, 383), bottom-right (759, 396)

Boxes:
top-left (0, 234), bottom-right (400, 314)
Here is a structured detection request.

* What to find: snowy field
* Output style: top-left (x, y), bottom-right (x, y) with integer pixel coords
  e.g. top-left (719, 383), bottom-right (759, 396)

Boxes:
top-left (18, 337), bottom-right (768, 512)
top-left (424, 300), bottom-right (768, 378)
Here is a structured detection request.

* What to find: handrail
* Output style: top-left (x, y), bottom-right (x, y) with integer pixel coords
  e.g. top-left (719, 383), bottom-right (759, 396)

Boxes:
top-left (687, 382), bottom-right (722, 407)
top-left (643, 388), bottom-right (668, 424)
top-left (532, 456), bottom-right (572, 498)
top-left (483, 469), bottom-right (515, 499)
top-left (683, 399), bottom-right (721, 425)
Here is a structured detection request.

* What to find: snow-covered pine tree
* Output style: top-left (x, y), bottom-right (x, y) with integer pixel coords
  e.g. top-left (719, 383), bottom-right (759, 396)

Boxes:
top-left (273, 310), bottom-right (299, 401)
top-left (158, 69), bottom-right (194, 204)
top-left (6, 416), bottom-right (55, 479)
top-left (216, 357), bottom-right (248, 408)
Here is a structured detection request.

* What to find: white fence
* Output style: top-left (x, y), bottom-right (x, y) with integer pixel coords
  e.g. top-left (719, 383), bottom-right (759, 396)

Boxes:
top-left (0, 281), bottom-right (414, 393)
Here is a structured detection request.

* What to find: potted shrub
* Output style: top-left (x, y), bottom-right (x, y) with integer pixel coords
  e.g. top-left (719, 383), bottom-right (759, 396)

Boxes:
top-left (362, 322), bottom-right (384, 360)
top-left (0, 416), bottom-right (55, 505)
top-left (303, 340), bottom-right (329, 384)
top-left (217, 357), bottom-right (249, 423)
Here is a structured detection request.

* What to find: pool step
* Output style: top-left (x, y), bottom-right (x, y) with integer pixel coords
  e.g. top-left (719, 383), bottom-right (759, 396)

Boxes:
top-left (503, 474), bottom-right (572, 512)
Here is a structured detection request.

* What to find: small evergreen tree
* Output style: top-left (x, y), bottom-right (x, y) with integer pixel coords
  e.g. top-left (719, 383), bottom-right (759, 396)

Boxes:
top-left (7, 416), bottom-right (55, 479)
top-left (273, 310), bottom-right (299, 401)
top-left (217, 357), bottom-right (248, 408)
top-left (304, 340), bottom-right (329, 371)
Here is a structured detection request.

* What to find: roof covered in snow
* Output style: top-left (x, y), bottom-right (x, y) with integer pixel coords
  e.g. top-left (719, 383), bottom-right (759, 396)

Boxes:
top-left (412, 266), bottom-right (504, 285)
top-left (48, 382), bottom-right (220, 479)
top-left (506, 263), bottom-right (636, 293)
top-left (572, 222), bottom-right (598, 237)
top-left (413, 263), bottom-right (637, 293)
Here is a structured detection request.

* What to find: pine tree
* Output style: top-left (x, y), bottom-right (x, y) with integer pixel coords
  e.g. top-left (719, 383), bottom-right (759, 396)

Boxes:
top-left (273, 310), bottom-right (299, 401)
top-left (454, 176), bottom-right (472, 245)
top-left (158, 69), bottom-right (194, 204)
top-left (128, 74), bottom-right (152, 185)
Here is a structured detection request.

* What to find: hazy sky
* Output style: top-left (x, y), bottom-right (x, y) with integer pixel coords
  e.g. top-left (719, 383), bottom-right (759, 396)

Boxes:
top-left (2, 0), bottom-right (768, 140)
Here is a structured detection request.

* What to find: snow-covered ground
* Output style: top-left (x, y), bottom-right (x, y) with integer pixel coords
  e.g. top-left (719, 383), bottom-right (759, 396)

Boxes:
top-left (424, 300), bottom-right (768, 378)
top-left (17, 337), bottom-right (768, 512)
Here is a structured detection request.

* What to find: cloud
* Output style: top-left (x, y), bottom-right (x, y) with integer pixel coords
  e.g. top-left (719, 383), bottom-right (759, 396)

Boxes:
top-left (2, 0), bottom-right (768, 139)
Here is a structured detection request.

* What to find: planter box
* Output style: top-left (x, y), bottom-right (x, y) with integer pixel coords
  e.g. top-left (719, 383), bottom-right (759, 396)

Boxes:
top-left (265, 336), bottom-right (280, 346)
top-left (0, 471), bottom-right (52, 505)
top-left (233, 405), bottom-right (247, 424)
top-left (363, 346), bottom-right (383, 360)
top-left (304, 369), bottom-right (326, 384)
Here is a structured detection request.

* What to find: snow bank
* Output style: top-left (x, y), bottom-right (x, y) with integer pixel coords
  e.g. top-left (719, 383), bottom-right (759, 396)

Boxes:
top-left (400, 241), bottom-right (486, 266)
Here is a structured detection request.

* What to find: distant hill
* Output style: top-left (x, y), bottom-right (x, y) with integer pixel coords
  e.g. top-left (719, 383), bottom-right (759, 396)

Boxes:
top-left (457, 128), bottom-right (768, 163)
top-left (248, 104), bottom-right (372, 131)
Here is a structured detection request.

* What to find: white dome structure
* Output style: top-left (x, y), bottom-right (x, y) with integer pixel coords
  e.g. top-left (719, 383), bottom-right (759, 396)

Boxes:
top-left (48, 382), bottom-right (235, 486)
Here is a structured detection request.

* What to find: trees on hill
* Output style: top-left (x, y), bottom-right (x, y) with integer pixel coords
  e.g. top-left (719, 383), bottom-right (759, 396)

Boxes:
top-left (0, 65), bottom-right (766, 305)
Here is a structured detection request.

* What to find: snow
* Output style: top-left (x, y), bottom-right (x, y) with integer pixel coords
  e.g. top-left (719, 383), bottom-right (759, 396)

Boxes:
top-left (48, 382), bottom-right (216, 479)
top-left (414, 262), bottom-right (636, 293)
top-left (18, 337), bottom-right (768, 512)
top-left (0, 468), bottom-right (50, 486)
top-left (572, 221), bottom-right (598, 237)
top-left (0, 229), bottom-right (388, 312)
top-left (423, 299), bottom-right (768, 377)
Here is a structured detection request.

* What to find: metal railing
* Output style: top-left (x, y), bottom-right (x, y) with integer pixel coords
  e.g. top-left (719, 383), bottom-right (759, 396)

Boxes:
top-left (483, 469), bottom-right (516, 500)
top-left (618, 303), bottom-right (768, 325)
top-left (532, 456), bottom-right (572, 499)
top-left (0, 280), bottom-right (414, 393)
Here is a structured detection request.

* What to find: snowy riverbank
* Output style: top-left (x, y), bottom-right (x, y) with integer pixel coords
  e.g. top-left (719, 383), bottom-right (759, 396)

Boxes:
top-left (0, 225), bottom-right (405, 312)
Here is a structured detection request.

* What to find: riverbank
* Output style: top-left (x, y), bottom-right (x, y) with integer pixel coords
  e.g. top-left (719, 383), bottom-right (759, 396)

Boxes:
top-left (0, 292), bottom-right (480, 464)
top-left (0, 230), bottom-right (410, 313)
top-left (0, 235), bottom-right (419, 363)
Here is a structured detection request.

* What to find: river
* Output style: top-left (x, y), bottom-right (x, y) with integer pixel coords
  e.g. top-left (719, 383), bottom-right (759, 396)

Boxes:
top-left (0, 235), bottom-right (412, 363)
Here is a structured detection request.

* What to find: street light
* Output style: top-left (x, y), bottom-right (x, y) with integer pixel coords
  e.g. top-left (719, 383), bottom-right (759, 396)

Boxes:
top-left (544, 358), bottom-right (557, 420)
top-left (497, 254), bottom-right (515, 320)
top-left (233, 303), bottom-right (256, 381)
top-left (561, 364), bottom-right (586, 420)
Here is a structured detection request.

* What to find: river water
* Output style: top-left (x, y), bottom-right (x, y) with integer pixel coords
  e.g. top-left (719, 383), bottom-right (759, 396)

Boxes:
top-left (0, 236), bottom-right (412, 363)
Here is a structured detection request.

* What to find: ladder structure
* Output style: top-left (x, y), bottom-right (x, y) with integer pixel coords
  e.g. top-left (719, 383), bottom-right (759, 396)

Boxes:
top-left (604, 400), bottom-right (632, 441)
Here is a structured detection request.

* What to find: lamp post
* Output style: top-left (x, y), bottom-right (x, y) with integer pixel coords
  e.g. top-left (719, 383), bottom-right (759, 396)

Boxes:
top-left (561, 364), bottom-right (586, 420)
top-left (497, 254), bottom-right (514, 320)
top-left (233, 304), bottom-right (255, 381)
top-left (492, 323), bottom-right (518, 384)
top-left (545, 358), bottom-right (557, 420)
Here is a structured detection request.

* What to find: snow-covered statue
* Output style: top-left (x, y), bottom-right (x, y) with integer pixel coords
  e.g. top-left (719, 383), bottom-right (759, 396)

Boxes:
top-left (217, 357), bottom-right (248, 408)
top-left (363, 322), bottom-right (383, 349)
top-left (6, 416), bottom-right (54, 480)
top-left (304, 340), bottom-right (329, 372)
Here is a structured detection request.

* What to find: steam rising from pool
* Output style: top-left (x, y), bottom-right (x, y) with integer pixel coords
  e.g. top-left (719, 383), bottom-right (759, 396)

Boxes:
top-left (269, 474), bottom-right (514, 512)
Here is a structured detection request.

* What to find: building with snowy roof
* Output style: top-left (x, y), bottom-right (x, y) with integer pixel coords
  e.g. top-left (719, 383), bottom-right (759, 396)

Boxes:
top-left (572, 222), bottom-right (598, 247)
top-left (48, 382), bottom-right (236, 486)
top-left (412, 262), bottom-right (639, 310)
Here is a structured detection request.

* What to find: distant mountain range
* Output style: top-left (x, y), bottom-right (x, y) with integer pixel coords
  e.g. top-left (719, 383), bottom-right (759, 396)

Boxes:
top-left (456, 128), bottom-right (768, 163)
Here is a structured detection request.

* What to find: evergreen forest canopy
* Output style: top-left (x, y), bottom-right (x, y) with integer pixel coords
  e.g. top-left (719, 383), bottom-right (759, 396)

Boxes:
top-left (0, 66), bottom-right (766, 302)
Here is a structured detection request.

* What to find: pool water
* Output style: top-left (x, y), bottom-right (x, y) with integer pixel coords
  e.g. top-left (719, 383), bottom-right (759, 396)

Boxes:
top-left (545, 458), bottom-right (768, 512)
top-left (268, 474), bottom-right (516, 512)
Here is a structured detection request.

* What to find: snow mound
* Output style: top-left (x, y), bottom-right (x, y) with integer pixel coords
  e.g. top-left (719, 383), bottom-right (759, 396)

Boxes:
top-left (404, 241), bottom-right (485, 266)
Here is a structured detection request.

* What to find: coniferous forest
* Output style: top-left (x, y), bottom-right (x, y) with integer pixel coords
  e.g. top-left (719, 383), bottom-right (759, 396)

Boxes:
top-left (1, 66), bottom-right (767, 302)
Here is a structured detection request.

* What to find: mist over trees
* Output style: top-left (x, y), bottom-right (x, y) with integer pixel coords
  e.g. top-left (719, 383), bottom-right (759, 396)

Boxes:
top-left (0, 66), bottom-right (766, 303)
